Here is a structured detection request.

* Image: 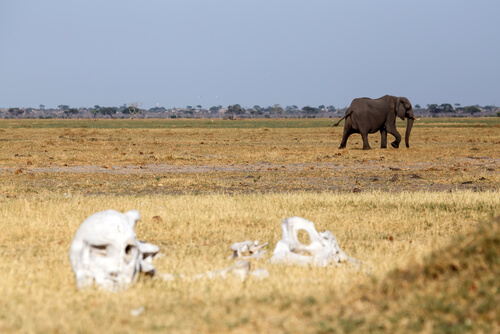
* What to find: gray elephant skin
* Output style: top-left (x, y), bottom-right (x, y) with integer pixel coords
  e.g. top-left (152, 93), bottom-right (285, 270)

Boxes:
top-left (334, 95), bottom-right (415, 150)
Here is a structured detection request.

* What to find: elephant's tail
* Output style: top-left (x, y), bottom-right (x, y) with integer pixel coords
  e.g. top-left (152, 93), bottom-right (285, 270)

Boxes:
top-left (333, 109), bottom-right (352, 127)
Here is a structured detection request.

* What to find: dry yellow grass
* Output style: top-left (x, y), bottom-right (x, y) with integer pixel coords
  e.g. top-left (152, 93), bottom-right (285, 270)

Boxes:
top-left (0, 191), bottom-right (498, 333)
top-left (0, 118), bottom-right (499, 332)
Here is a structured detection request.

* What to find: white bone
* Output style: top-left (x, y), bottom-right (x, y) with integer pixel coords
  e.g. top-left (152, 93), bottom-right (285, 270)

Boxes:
top-left (229, 240), bottom-right (268, 259)
top-left (161, 261), bottom-right (269, 282)
top-left (250, 268), bottom-right (270, 279)
top-left (69, 209), bottom-right (159, 291)
top-left (138, 241), bottom-right (160, 275)
top-left (270, 216), bottom-right (358, 267)
top-left (130, 306), bottom-right (144, 317)
top-left (201, 260), bottom-right (251, 281)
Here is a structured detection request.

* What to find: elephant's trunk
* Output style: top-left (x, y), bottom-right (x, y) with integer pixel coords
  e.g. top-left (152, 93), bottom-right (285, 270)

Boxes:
top-left (405, 114), bottom-right (414, 148)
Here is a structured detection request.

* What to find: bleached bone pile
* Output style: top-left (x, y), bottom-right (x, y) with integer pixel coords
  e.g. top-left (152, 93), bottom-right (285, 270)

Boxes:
top-left (229, 240), bottom-right (268, 259)
top-left (270, 216), bottom-right (359, 267)
top-left (69, 211), bottom-right (358, 291)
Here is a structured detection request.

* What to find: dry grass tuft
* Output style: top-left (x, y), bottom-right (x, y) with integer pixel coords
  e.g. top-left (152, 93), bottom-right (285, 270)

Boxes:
top-left (326, 215), bottom-right (500, 333)
top-left (0, 191), bottom-right (498, 333)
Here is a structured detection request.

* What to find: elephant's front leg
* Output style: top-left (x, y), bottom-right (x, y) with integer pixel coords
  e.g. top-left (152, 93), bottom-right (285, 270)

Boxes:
top-left (388, 128), bottom-right (401, 148)
top-left (380, 129), bottom-right (387, 148)
top-left (384, 122), bottom-right (401, 148)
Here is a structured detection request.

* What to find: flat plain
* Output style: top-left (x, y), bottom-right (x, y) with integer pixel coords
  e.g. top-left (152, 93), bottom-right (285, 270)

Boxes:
top-left (0, 117), bottom-right (499, 333)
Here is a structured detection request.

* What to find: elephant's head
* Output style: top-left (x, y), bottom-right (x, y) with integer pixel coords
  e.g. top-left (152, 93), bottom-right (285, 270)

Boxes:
top-left (395, 97), bottom-right (414, 148)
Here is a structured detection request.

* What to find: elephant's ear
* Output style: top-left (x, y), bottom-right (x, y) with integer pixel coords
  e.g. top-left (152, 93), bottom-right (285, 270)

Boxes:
top-left (403, 97), bottom-right (412, 110)
top-left (396, 98), bottom-right (406, 120)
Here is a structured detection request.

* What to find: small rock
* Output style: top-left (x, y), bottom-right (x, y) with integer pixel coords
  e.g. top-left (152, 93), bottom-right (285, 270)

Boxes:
top-left (390, 175), bottom-right (400, 182)
top-left (152, 215), bottom-right (163, 223)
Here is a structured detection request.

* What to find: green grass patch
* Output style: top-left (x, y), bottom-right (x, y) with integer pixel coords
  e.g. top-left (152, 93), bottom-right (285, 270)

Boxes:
top-left (1, 117), bottom-right (499, 130)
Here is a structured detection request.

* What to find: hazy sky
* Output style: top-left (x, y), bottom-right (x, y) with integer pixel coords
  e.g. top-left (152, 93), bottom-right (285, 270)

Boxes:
top-left (1, 0), bottom-right (499, 109)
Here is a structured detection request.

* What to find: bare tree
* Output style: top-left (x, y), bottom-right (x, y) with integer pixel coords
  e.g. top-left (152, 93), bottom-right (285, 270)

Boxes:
top-left (123, 102), bottom-right (142, 119)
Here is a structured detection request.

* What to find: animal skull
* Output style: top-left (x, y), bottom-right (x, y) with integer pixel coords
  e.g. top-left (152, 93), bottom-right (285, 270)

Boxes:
top-left (69, 209), bottom-right (159, 291)
top-left (270, 216), bottom-right (357, 267)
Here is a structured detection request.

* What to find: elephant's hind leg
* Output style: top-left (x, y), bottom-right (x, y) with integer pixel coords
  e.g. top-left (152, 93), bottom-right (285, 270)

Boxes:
top-left (361, 132), bottom-right (371, 150)
top-left (339, 127), bottom-right (352, 149)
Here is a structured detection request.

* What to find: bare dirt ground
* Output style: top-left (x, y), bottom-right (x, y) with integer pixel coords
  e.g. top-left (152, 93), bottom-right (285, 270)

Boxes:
top-left (2, 155), bottom-right (497, 195)
top-left (1, 118), bottom-right (498, 196)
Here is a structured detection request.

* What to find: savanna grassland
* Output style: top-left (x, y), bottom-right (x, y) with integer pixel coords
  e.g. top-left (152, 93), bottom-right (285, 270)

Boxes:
top-left (0, 118), bottom-right (499, 333)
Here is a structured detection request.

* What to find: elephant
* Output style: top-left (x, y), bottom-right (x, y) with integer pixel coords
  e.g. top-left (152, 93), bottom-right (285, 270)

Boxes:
top-left (333, 95), bottom-right (415, 150)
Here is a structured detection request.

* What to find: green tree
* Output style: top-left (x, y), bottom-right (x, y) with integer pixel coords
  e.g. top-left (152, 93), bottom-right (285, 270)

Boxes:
top-left (99, 107), bottom-right (117, 118)
top-left (209, 105), bottom-right (222, 114)
top-left (440, 103), bottom-right (454, 112)
top-left (58, 104), bottom-right (70, 111)
top-left (64, 108), bottom-right (79, 118)
top-left (302, 106), bottom-right (319, 117)
top-left (249, 108), bottom-right (264, 117)
top-left (90, 109), bottom-right (99, 118)
top-left (427, 104), bottom-right (441, 115)
top-left (8, 108), bottom-right (24, 118)
top-left (463, 106), bottom-right (481, 115)
top-left (149, 106), bottom-right (166, 112)
top-left (226, 104), bottom-right (245, 118)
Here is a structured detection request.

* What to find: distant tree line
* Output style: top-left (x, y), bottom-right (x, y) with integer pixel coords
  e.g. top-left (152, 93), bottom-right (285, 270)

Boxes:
top-left (413, 103), bottom-right (498, 117)
top-left (1, 102), bottom-right (499, 119)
